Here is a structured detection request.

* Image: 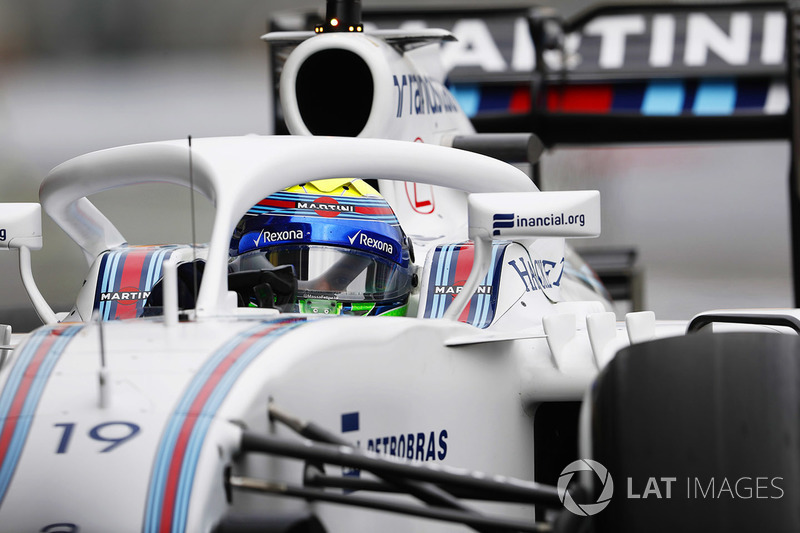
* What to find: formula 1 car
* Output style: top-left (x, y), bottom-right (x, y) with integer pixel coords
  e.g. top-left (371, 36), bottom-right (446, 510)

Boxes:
top-left (1, 1), bottom-right (799, 532)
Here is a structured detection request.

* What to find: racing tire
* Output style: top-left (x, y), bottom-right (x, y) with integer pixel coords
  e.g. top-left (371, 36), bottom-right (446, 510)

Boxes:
top-left (588, 332), bottom-right (800, 533)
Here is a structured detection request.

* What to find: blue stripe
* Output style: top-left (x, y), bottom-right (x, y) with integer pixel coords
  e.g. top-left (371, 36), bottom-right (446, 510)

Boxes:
top-left (3, 329), bottom-right (77, 488)
top-left (0, 328), bottom-right (48, 419)
top-left (478, 87), bottom-right (511, 112)
top-left (449, 84), bottom-right (480, 118)
top-left (693, 79), bottom-right (736, 116)
top-left (474, 244), bottom-right (498, 328)
top-left (0, 325), bottom-right (82, 504)
top-left (267, 192), bottom-right (388, 205)
top-left (492, 221), bottom-right (514, 229)
top-left (248, 204), bottom-right (397, 216)
top-left (435, 245), bottom-right (457, 318)
top-left (96, 253), bottom-right (114, 319)
top-left (0, 329), bottom-right (50, 496)
top-left (145, 319), bottom-right (305, 533)
top-left (144, 249), bottom-right (167, 294)
top-left (642, 81), bottom-right (685, 116)
top-left (429, 244), bottom-right (451, 319)
top-left (144, 330), bottom-right (246, 533)
top-left (173, 327), bottom-right (293, 531)
top-left (103, 251), bottom-right (124, 320)
top-left (611, 83), bottom-right (645, 111)
top-left (736, 80), bottom-right (768, 109)
top-left (341, 412), bottom-right (359, 432)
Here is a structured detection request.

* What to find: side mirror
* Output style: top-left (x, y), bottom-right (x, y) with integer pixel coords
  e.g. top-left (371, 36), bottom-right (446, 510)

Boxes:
top-left (445, 191), bottom-right (601, 320)
top-left (0, 203), bottom-right (55, 324)
top-left (0, 203), bottom-right (43, 250)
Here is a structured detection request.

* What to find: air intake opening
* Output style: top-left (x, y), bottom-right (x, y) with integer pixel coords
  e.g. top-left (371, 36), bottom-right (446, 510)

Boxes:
top-left (295, 49), bottom-right (374, 137)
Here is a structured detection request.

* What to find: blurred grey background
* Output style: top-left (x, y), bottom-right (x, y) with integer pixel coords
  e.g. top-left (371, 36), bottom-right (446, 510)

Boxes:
top-left (0, 0), bottom-right (791, 330)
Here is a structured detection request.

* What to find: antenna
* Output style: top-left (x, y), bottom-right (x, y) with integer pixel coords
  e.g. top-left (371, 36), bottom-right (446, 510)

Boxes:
top-left (188, 135), bottom-right (199, 309)
top-left (93, 310), bottom-right (110, 408)
top-left (315, 0), bottom-right (363, 33)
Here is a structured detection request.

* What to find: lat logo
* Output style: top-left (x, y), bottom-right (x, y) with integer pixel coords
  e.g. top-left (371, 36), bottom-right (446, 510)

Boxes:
top-left (492, 213), bottom-right (514, 236)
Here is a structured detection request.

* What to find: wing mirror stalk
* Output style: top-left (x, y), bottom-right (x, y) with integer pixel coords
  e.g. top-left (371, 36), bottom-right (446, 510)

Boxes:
top-left (0, 203), bottom-right (56, 324)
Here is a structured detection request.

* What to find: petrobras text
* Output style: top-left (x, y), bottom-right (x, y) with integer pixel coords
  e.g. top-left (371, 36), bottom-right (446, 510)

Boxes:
top-left (367, 430), bottom-right (448, 462)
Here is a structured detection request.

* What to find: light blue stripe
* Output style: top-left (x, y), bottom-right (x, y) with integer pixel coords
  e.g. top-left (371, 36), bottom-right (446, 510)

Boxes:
top-left (0, 326), bottom-right (81, 503)
top-left (0, 328), bottom-right (48, 419)
top-left (144, 330), bottom-right (246, 533)
top-left (3, 328), bottom-right (78, 487)
top-left (475, 244), bottom-right (500, 328)
top-left (642, 81), bottom-right (685, 116)
top-left (172, 414), bottom-right (214, 532)
top-left (267, 192), bottom-right (388, 205)
top-left (173, 331), bottom-right (275, 528)
top-left (434, 245), bottom-right (456, 318)
top-left (430, 245), bottom-right (450, 318)
top-left (146, 319), bottom-right (301, 532)
top-left (173, 325), bottom-right (300, 531)
top-left (103, 251), bottom-right (124, 320)
top-left (98, 253), bottom-right (117, 319)
top-left (693, 79), bottom-right (736, 116)
top-left (99, 252), bottom-right (116, 294)
top-left (0, 329), bottom-right (50, 496)
top-left (144, 250), bottom-right (166, 290)
top-left (449, 84), bottom-right (480, 118)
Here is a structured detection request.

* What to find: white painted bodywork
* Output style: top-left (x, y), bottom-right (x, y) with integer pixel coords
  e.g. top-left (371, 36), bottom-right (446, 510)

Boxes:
top-left (0, 21), bottom-right (788, 533)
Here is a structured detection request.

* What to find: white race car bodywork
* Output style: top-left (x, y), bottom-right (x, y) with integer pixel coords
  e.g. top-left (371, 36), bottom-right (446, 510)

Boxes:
top-left (0, 135), bottom-right (622, 532)
top-left (0, 15), bottom-right (786, 533)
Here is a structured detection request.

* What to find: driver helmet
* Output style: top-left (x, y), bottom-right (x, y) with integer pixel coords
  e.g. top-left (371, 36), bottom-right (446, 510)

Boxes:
top-left (229, 178), bottom-right (413, 316)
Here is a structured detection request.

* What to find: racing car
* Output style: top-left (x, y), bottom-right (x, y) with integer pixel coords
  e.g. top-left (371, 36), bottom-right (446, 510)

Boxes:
top-left (1, 0), bottom-right (799, 532)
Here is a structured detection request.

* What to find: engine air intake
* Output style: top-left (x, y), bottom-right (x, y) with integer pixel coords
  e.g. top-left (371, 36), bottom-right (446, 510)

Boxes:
top-left (295, 49), bottom-right (373, 137)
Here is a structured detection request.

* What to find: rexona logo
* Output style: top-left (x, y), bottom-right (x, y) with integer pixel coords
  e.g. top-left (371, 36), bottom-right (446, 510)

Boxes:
top-left (348, 230), bottom-right (394, 255)
top-left (253, 228), bottom-right (304, 247)
top-left (297, 197), bottom-right (354, 218)
top-left (492, 212), bottom-right (586, 236)
top-left (558, 459), bottom-right (614, 516)
top-left (100, 288), bottom-right (151, 305)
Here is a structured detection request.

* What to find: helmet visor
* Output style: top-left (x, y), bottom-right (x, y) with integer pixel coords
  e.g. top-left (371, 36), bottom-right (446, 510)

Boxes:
top-left (232, 244), bottom-right (411, 302)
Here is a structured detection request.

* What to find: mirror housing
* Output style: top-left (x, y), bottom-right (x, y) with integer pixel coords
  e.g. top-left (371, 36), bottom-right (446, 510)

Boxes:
top-left (445, 191), bottom-right (601, 321)
top-left (0, 203), bottom-right (43, 251)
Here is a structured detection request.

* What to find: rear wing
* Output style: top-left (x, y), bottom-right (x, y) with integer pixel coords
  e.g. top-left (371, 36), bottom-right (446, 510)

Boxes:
top-left (269, 2), bottom-right (791, 144)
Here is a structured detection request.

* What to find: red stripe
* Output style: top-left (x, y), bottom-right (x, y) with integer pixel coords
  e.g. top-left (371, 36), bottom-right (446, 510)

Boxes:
top-left (158, 324), bottom-right (282, 533)
top-left (547, 85), bottom-right (613, 113)
top-left (452, 244), bottom-right (475, 323)
top-left (258, 199), bottom-right (295, 209)
top-left (355, 206), bottom-right (394, 216)
top-left (509, 86), bottom-right (531, 114)
top-left (115, 251), bottom-right (149, 320)
top-left (0, 334), bottom-right (58, 464)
